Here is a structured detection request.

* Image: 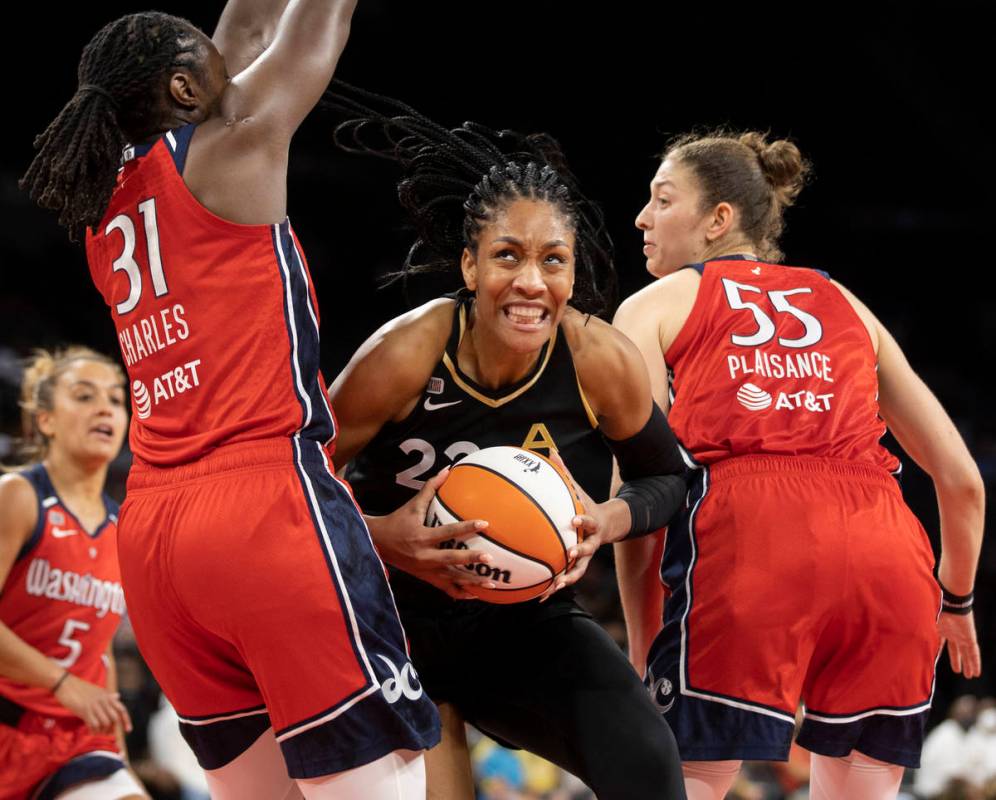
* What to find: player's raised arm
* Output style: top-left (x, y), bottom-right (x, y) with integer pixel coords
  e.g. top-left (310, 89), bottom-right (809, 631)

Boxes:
top-left (212, 0), bottom-right (291, 77)
top-left (225, 0), bottom-right (356, 141)
top-left (838, 281), bottom-right (984, 678)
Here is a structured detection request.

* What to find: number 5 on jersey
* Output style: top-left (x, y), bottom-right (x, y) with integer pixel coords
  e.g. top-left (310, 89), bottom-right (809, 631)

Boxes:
top-left (106, 198), bottom-right (168, 315)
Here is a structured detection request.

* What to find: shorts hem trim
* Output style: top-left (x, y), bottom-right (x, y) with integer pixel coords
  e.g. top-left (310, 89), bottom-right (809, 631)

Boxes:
top-left (284, 725), bottom-right (441, 779)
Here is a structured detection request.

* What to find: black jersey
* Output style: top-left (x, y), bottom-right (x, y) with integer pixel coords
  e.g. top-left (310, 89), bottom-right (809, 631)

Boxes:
top-left (346, 293), bottom-right (612, 611)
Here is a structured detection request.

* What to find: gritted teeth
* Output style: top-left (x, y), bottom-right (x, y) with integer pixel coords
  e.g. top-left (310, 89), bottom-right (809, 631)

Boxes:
top-left (503, 304), bottom-right (548, 323)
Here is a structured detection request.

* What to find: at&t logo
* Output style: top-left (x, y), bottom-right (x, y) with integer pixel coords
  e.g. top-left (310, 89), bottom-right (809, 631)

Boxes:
top-left (132, 379), bottom-right (152, 419)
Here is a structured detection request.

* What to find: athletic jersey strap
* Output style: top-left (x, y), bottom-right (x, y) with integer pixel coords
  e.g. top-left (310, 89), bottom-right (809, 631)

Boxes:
top-left (121, 123), bottom-right (197, 173)
top-left (15, 464), bottom-right (53, 562)
top-left (161, 123), bottom-right (197, 174)
top-left (682, 257), bottom-right (830, 281)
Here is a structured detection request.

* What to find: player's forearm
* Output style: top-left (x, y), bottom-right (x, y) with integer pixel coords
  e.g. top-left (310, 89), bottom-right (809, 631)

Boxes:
top-left (935, 470), bottom-right (985, 595)
top-left (614, 534), bottom-right (665, 675)
top-left (0, 622), bottom-right (64, 690)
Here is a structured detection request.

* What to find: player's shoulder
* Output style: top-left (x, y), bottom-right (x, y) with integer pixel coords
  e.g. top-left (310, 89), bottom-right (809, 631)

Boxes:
top-left (562, 308), bottom-right (645, 381)
top-left (336, 298), bottom-right (455, 396)
top-left (0, 471), bottom-right (40, 542)
top-left (368, 297), bottom-right (454, 362)
top-left (616, 268), bottom-right (700, 322)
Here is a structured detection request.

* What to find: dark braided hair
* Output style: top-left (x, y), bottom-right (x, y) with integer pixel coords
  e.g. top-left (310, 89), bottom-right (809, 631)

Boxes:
top-left (20, 13), bottom-right (204, 242)
top-left (323, 81), bottom-right (616, 316)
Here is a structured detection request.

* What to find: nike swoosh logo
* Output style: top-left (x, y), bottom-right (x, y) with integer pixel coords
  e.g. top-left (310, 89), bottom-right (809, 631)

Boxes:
top-left (424, 398), bottom-right (462, 411)
top-left (51, 527), bottom-right (78, 538)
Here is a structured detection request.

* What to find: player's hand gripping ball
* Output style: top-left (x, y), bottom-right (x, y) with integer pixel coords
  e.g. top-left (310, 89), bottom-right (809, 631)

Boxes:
top-left (425, 446), bottom-right (584, 603)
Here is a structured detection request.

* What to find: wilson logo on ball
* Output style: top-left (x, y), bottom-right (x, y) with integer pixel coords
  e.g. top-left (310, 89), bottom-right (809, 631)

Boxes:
top-left (426, 445), bottom-right (584, 604)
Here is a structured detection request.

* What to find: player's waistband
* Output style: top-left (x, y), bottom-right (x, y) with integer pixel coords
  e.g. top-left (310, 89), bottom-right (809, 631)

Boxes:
top-left (128, 436), bottom-right (331, 491)
top-left (707, 454), bottom-right (899, 489)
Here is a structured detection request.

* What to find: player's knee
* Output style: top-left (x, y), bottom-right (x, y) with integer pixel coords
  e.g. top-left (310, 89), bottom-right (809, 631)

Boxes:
top-left (682, 760), bottom-right (742, 800)
top-left (810, 750), bottom-right (903, 800)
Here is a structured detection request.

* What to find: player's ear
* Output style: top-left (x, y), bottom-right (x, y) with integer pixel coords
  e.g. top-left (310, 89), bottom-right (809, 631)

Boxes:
top-left (35, 409), bottom-right (55, 440)
top-left (704, 201), bottom-right (736, 243)
top-left (167, 68), bottom-right (199, 110)
top-left (460, 247), bottom-right (478, 292)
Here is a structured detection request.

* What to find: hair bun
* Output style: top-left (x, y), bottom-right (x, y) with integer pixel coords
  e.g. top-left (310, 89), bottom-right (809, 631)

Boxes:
top-left (738, 132), bottom-right (808, 205)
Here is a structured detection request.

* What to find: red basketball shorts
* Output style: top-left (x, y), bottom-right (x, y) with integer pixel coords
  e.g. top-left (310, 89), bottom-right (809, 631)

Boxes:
top-left (119, 437), bottom-right (440, 779)
top-left (0, 710), bottom-right (119, 800)
top-left (647, 455), bottom-right (941, 767)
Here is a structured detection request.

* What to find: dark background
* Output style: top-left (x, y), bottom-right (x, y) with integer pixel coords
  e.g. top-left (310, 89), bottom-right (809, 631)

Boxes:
top-left (2, 0), bottom-right (992, 732)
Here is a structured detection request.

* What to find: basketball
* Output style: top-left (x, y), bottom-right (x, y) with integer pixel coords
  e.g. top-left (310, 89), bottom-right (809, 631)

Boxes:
top-left (425, 446), bottom-right (585, 604)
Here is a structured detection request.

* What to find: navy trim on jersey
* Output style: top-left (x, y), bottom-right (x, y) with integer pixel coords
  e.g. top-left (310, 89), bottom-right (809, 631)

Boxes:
top-left (31, 752), bottom-right (124, 800)
top-left (163, 123), bottom-right (197, 175)
top-left (797, 709), bottom-right (929, 768)
top-left (269, 438), bottom-right (439, 778)
top-left (179, 711), bottom-right (273, 771)
top-left (15, 465), bottom-right (49, 562)
top-left (19, 464), bottom-right (116, 547)
top-left (647, 468), bottom-right (797, 759)
top-left (685, 257), bottom-right (830, 281)
top-left (280, 437), bottom-right (376, 740)
top-left (271, 222), bottom-right (336, 447)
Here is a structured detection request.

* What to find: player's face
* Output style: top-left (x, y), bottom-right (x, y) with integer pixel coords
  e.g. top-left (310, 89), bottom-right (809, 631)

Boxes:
top-left (37, 360), bottom-right (127, 467)
top-left (462, 198), bottom-right (575, 356)
top-left (194, 34), bottom-right (231, 115)
top-left (635, 158), bottom-right (714, 278)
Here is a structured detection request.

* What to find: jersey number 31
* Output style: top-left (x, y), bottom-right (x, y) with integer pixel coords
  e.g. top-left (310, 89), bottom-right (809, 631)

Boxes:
top-left (106, 198), bottom-right (169, 315)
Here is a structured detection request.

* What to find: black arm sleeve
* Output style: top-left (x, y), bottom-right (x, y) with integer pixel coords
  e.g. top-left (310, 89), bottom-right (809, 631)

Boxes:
top-left (601, 403), bottom-right (688, 540)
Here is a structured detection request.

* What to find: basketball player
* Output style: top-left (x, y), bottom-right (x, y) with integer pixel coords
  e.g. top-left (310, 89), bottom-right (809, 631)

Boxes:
top-left (325, 85), bottom-right (688, 800)
top-left (613, 131), bottom-right (984, 800)
top-left (0, 347), bottom-right (146, 800)
top-left (19, 3), bottom-right (477, 797)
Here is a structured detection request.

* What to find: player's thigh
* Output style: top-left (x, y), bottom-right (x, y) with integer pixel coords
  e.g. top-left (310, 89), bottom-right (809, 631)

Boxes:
top-left (296, 750), bottom-right (426, 800)
top-left (424, 703), bottom-right (474, 800)
top-left (467, 613), bottom-right (684, 799)
top-left (203, 727), bottom-right (301, 800)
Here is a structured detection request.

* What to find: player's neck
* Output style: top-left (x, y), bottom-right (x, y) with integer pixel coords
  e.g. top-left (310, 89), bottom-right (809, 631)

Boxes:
top-left (700, 238), bottom-right (757, 263)
top-left (43, 451), bottom-right (108, 514)
top-left (460, 318), bottom-right (543, 391)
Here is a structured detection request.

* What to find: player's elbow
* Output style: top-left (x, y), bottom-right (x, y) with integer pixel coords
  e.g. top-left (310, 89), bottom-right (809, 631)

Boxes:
top-left (934, 459), bottom-right (985, 510)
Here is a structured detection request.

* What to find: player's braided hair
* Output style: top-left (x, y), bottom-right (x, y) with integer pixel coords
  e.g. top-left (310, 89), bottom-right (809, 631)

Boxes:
top-left (20, 13), bottom-right (203, 242)
top-left (323, 81), bottom-right (616, 316)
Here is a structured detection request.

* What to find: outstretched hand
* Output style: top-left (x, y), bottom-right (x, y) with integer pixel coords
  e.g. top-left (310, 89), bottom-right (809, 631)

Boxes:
top-left (366, 468), bottom-right (495, 600)
top-left (938, 610), bottom-right (982, 679)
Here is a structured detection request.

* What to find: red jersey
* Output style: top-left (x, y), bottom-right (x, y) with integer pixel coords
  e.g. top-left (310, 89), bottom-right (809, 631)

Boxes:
top-left (0, 465), bottom-right (125, 717)
top-left (86, 124), bottom-right (336, 466)
top-left (665, 257), bottom-right (899, 471)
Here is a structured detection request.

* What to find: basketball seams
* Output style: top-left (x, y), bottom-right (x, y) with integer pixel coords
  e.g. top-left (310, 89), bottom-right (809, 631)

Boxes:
top-left (450, 462), bottom-right (570, 570)
top-left (432, 493), bottom-right (557, 577)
